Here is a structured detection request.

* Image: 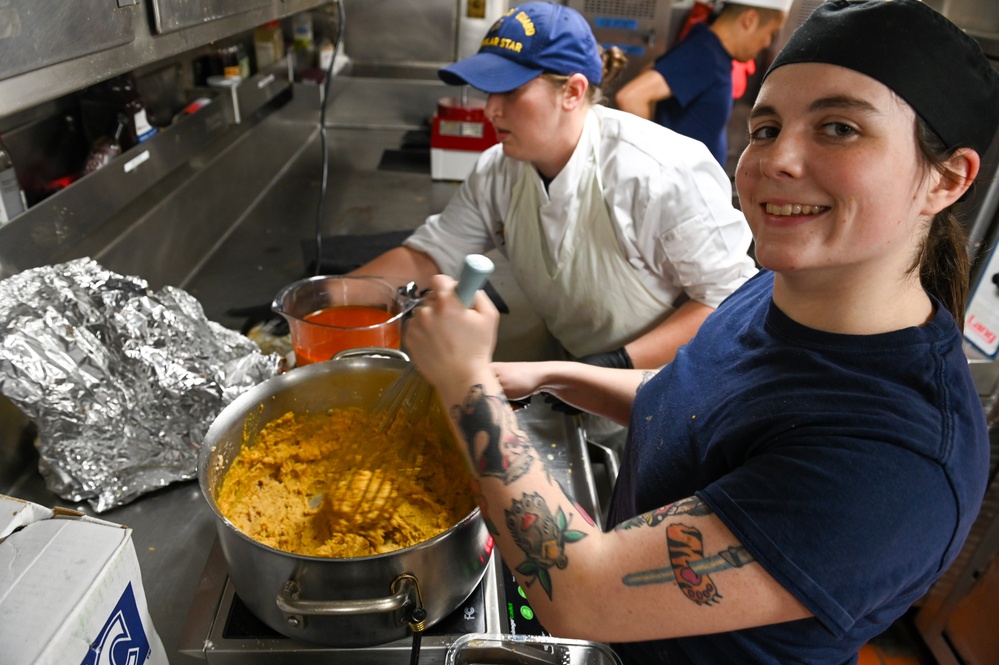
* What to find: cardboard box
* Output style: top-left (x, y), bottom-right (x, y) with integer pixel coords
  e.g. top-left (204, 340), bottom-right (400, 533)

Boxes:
top-left (0, 495), bottom-right (168, 665)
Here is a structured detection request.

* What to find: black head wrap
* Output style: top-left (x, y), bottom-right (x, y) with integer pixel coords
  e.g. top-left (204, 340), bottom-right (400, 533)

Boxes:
top-left (766, 0), bottom-right (999, 156)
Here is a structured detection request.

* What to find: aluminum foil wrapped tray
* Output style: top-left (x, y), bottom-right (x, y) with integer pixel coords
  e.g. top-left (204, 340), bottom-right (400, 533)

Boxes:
top-left (0, 258), bottom-right (282, 512)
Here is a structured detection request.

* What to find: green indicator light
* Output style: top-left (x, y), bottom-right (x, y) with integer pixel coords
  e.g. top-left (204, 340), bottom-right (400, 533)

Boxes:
top-left (517, 586), bottom-right (527, 599)
top-left (520, 605), bottom-right (535, 621)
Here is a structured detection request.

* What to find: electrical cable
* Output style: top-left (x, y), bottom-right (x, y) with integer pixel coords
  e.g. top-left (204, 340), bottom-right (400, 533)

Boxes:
top-left (313, 0), bottom-right (346, 276)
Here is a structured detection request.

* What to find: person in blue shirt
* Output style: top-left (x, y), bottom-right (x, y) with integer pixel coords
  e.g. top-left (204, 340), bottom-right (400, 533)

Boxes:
top-left (403, 1), bottom-right (999, 662)
top-left (616, 0), bottom-right (790, 166)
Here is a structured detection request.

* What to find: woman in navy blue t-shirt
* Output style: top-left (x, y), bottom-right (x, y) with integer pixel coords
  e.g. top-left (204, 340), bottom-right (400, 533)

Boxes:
top-left (404, 2), bottom-right (999, 662)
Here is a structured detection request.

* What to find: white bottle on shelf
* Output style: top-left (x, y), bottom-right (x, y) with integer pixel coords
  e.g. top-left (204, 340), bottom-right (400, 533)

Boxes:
top-left (0, 136), bottom-right (27, 225)
top-left (291, 12), bottom-right (315, 72)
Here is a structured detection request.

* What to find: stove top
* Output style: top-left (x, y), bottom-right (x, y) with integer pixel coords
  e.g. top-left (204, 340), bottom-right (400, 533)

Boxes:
top-left (178, 539), bottom-right (548, 664)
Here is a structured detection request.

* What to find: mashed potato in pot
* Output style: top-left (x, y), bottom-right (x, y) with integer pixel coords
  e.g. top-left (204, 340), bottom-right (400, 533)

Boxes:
top-left (215, 406), bottom-right (476, 558)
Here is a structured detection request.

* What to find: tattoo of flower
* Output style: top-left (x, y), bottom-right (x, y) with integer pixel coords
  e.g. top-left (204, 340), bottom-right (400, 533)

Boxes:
top-left (506, 492), bottom-right (587, 600)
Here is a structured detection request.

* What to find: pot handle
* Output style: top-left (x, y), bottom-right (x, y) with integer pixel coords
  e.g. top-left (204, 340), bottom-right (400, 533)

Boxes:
top-left (276, 573), bottom-right (420, 620)
top-left (331, 347), bottom-right (411, 362)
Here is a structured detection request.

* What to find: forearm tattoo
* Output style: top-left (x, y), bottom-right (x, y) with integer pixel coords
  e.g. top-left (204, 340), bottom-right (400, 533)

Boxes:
top-left (637, 370), bottom-right (657, 393)
top-left (507, 491), bottom-right (587, 600)
top-left (450, 384), bottom-right (536, 484)
top-left (615, 496), bottom-right (713, 530)
top-left (616, 497), bottom-right (755, 606)
top-left (450, 386), bottom-right (590, 601)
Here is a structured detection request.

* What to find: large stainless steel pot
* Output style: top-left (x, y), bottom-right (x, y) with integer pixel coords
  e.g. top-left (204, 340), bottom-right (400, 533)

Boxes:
top-left (198, 348), bottom-right (490, 647)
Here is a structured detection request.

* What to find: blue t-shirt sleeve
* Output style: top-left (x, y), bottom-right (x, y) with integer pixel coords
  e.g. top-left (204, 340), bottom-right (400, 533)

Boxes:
top-left (699, 433), bottom-right (959, 635)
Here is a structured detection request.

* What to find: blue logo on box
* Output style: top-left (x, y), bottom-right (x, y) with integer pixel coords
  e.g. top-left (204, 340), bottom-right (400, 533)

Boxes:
top-left (80, 583), bottom-right (151, 665)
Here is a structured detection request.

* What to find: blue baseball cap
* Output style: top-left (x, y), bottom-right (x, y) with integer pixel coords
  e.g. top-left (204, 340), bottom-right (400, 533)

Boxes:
top-left (439, 2), bottom-right (603, 94)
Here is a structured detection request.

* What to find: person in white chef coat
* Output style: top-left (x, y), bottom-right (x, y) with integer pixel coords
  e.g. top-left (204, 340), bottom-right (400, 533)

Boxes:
top-left (353, 1), bottom-right (757, 376)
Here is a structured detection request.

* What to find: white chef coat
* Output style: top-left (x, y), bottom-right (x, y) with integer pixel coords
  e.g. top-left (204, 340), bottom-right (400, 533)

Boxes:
top-left (405, 105), bottom-right (757, 352)
top-left (503, 112), bottom-right (672, 358)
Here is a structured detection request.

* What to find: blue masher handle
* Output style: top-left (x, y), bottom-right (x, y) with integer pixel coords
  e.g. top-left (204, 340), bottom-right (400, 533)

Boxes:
top-left (454, 254), bottom-right (495, 308)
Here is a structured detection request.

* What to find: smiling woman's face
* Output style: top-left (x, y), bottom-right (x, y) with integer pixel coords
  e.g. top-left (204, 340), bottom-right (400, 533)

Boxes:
top-left (735, 63), bottom-right (932, 282)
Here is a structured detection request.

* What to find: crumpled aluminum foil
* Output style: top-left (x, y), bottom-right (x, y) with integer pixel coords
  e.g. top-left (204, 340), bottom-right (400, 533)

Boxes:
top-left (0, 258), bottom-right (282, 512)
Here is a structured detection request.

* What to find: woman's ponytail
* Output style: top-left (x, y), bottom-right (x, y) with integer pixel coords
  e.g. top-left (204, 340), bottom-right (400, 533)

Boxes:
top-left (914, 118), bottom-right (973, 329)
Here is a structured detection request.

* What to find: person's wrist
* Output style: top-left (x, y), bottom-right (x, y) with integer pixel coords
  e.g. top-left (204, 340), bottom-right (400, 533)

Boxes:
top-left (436, 363), bottom-right (500, 405)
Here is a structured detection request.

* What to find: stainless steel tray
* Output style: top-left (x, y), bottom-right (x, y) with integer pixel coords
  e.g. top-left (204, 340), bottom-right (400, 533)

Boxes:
top-left (445, 634), bottom-right (622, 665)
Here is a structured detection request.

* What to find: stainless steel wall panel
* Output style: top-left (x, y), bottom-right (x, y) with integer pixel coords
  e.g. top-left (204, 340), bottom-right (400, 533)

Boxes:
top-left (326, 77), bottom-right (463, 129)
top-left (342, 0), bottom-right (459, 65)
top-left (0, 0), bottom-right (136, 82)
top-left (457, 0), bottom-right (512, 61)
top-left (149, 0), bottom-right (273, 34)
top-left (926, 0), bottom-right (999, 34)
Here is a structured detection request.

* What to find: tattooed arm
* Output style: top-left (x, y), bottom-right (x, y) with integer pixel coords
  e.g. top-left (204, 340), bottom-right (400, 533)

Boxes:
top-left (443, 382), bottom-right (811, 642)
top-left (405, 275), bottom-right (810, 642)
top-left (490, 360), bottom-right (655, 425)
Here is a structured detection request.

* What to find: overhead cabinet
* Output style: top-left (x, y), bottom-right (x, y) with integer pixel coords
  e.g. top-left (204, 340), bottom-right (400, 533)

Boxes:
top-left (150, 0), bottom-right (274, 34)
top-left (0, 0), bottom-right (136, 82)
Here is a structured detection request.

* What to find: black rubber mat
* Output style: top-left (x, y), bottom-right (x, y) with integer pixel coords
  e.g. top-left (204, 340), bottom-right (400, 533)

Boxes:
top-left (377, 148), bottom-right (430, 174)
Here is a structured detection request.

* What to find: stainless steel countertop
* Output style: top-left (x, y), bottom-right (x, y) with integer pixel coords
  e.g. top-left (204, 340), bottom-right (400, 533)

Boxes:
top-left (3, 94), bottom-right (587, 664)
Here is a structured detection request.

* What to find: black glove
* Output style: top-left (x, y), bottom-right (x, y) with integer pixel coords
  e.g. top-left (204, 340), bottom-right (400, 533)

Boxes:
top-left (576, 347), bottom-right (634, 370)
top-left (544, 347), bottom-right (633, 414)
top-left (543, 392), bottom-right (580, 414)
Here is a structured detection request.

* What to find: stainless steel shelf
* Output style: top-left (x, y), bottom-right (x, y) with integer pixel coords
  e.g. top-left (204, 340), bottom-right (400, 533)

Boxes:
top-left (0, 92), bottom-right (233, 277)
top-left (0, 0), bottom-right (330, 120)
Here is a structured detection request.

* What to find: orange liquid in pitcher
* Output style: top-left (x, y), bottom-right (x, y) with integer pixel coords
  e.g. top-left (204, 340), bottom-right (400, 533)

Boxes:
top-left (295, 305), bottom-right (399, 365)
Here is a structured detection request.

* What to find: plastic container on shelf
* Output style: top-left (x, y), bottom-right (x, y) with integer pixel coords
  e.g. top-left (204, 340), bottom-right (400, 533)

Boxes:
top-left (291, 12), bottom-right (315, 73)
top-left (216, 42), bottom-right (246, 80)
top-left (291, 12), bottom-right (314, 50)
top-left (318, 38), bottom-right (334, 72)
top-left (254, 21), bottom-right (285, 70)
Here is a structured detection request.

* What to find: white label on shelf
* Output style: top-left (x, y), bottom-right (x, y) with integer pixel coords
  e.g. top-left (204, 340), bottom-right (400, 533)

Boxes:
top-left (124, 150), bottom-right (151, 174)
